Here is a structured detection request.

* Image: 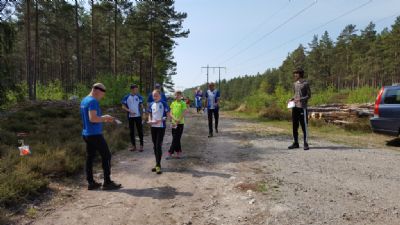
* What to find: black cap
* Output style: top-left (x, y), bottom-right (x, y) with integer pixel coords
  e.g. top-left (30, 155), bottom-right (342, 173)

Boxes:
top-left (130, 84), bottom-right (138, 89)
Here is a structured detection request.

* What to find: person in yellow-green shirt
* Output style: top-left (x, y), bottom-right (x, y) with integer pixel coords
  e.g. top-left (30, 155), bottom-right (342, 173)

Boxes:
top-left (167, 90), bottom-right (188, 159)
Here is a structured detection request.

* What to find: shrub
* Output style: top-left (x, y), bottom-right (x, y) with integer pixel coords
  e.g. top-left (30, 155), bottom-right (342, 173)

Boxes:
top-left (258, 105), bottom-right (291, 120)
top-left (37, 80), bottom-right (64, 100)
top-left (94, 74), bottom-right (139, 106)
top-left (343, 118), bottom-right (372, 133)
top-left (0, 165), bottom-right (48, 207)
top-left (0, 101), bottom-right (129, 210)
top-left (243, 91), bottom-right (275, 112)
top-left (309, 85), bottom-right (337, 106)
top-left (346, 86), bottom-right (378, 104)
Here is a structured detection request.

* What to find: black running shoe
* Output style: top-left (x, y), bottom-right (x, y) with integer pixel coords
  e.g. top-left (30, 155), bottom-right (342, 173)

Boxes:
top-left (88, 181), bottom-right (102, 190)
top-left (288, 143), bottom-right (300, 149)
top-left (151, 167), bottom-right (157, 172)
top-left (208, 133), bottom-right (213, 138)
top-left (102, 181), bottom-right (122, 190)
top-left (215, 128), bottom-right (219, 133)
top-left (304, 143), bottom-right (310, 151)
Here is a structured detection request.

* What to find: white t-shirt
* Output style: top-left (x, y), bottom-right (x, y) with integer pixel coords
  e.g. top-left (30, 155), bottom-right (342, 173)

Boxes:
top-left (126, 95), bottom-right (142, 117)
top-left (207, 90), bottom-right (216, 109)
top-left (148, 101), bottom-right (170, 128)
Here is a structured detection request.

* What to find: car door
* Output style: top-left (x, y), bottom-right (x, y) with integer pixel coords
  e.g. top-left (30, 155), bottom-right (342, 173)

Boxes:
top-left (379, 87), bottom-right (400, 133)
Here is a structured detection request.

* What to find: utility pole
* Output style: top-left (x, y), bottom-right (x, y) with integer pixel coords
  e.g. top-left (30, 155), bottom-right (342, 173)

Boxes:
top-left (201, 65), bottom-right (226, 91)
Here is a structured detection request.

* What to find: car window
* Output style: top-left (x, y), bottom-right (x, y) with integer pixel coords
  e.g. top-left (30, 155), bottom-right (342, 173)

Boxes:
top-left (384, 88), bottom-right (400, 104)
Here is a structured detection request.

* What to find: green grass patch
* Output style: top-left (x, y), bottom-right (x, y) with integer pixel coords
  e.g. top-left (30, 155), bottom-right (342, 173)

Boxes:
top-left (0, 102), bottom-right (130, 211)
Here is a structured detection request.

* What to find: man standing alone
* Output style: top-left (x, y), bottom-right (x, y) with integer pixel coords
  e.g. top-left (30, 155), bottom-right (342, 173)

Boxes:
top-left (205, 82), bottom-right (220, 138)
top-left (122, 84), bottom-right (144, 152)
top-left (80, 83), bottom-right (122, 190)
top-left (288, 69), bottom-right (311, 150)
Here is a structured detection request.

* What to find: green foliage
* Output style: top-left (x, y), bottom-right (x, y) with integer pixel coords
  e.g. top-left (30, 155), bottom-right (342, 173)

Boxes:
top-left (258, 104), bottom-right (291, 121)
top-left (0, 102), bottom-right (129, 208)
top-left (94, 74), bottom-right (139, 106)
top-left (37, 80), bottom-right (64, 100)
top-left (274, 85), bottom-right (292, 110)
top-left (309, 85), bottom-right (336, 106)
top-left (345, 86), bottom-right (378, 104)
top-left (4, 83), bottom-right (28, 107)
top-left (0, 165), bottom-right (48, 207)
top-left (242, 91), bottom-right (274, 112)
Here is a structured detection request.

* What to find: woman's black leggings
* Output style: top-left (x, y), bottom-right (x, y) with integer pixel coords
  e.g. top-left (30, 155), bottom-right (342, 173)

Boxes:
top-left (151, 127), bottom-right (166, 167)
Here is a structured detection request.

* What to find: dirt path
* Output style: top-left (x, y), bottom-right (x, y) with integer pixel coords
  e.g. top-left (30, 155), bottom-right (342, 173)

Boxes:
top-left (30, 111), bottom-right (400, 225)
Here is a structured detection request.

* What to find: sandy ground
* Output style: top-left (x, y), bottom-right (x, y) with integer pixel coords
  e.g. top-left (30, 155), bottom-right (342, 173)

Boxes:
top-left (23, 111), bottom-right (400, 225)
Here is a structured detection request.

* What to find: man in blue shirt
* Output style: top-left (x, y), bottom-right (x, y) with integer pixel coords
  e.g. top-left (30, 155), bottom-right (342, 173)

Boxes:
top-left (121, 84), bottom-right (144, 152)
top-left (147, 83), bottom-right (167, 104)
top-left (195, 87), bottom-right (203, 113)
top-left (80, 83), bottom-right (122, 190)
top-left (205, 82), bottom-right (221, 137)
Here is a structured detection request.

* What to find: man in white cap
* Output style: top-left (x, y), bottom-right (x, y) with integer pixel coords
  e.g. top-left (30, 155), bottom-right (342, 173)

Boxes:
top-left (80, 83), bottom-right (122, 190)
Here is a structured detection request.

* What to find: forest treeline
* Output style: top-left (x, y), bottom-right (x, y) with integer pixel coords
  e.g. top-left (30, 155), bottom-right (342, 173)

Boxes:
top-left (186, 17), bottom-right (400, 106)
top-left (0, 0), bottom-right (189, 105)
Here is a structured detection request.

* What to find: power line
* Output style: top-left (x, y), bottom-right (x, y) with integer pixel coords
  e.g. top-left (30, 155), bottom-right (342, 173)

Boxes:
top-left (217, 0), bottom-right (318, 65)
top-left (210, 1), bottom-right (291, 62)
top-left (201, 65), bottom-right (226, 91)
top-left (229, 0), bottom-right (373, 72)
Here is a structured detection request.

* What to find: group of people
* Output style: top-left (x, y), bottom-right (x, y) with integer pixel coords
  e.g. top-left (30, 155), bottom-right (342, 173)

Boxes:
top-left (80, 83), bottom-right (188, 190)
top-left (79, 69), bottom-right (310, 191)
top-left (194, 82), bottom-right (221, 138)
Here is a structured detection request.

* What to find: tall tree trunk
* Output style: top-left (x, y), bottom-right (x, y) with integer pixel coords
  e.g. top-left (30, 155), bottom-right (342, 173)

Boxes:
top-left (91, 0), bottom-right (96, 80)
top-left (108, 27), bottom-right (112, 72)
top-left (114, 0), bottom-right (117, 76)
top-left (74, 0), bottom-right (82, 83)
top-left (150, 30), bottom-right (154, 87)
top-left (26, 0), bottom-right (34, 100)
top-left (34, 0), bottom-right (39, 100)
top-left (139, 57), bottom-right (143, 93)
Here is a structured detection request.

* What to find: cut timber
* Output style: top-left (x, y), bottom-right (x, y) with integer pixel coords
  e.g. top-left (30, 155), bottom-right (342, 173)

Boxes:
top-left (308, 103), bottom-right (374, 123)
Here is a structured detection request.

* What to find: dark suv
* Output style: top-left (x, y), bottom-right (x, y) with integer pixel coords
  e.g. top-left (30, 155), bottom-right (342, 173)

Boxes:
top-left (370, 85), bottom-right (400, 136)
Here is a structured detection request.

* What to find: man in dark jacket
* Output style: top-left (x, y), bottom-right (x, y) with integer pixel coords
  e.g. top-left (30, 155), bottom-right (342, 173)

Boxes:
top-left (288, 68), bottom-right (311, 150)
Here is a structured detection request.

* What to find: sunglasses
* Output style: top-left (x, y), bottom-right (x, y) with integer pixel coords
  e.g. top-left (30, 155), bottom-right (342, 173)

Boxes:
top-left (94, 86), bottom-right (106, 93)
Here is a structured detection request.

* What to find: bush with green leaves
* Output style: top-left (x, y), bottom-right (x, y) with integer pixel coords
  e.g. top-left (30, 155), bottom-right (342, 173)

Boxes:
top-left (345, 86), bottom-right (378, 104)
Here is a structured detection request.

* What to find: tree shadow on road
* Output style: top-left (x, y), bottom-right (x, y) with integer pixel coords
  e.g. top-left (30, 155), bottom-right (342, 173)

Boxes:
top-left (111, 186), bottom-right (193, 200)
top-left (163, 167), bottom-right (231, 178)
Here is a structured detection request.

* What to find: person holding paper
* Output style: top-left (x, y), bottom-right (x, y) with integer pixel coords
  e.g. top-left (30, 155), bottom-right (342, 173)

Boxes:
top-left (80, 83), bottom-right (122, 190)
top-left (288, 69), bottom-right (312, 150)
top-left (121, 84), bottom-right (144, 152)
top-left (166, 90), bottom-right (188, 160)
top-left (148, 89), bottom-right (171, 174)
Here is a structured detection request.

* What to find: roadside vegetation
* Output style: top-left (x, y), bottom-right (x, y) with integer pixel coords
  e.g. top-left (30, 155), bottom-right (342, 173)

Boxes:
top-left (0, 101), bottom-right (130, 220)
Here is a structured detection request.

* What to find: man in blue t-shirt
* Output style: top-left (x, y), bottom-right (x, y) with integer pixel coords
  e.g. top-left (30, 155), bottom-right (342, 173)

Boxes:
top-left (205, 82), bottom-right (221, 138)
top-left (121, 84), bottom-right (144, 152)
top-left (80, 83), bottom-right (122, 191)
top-left (194, 87), bottom-right (203, 113)
top-left (147, 83), bottom-right (167, 105)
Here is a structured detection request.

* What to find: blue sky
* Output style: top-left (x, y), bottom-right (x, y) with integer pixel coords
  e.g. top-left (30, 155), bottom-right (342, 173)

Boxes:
top-left (172, 0), bottom-right (400, 90)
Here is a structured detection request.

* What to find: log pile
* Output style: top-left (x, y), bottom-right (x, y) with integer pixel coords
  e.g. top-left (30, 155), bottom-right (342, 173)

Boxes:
top-left (308, 104), bottom-right (374, 125)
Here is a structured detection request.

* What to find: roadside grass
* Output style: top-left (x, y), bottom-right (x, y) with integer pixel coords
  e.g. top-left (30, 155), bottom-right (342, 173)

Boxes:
top-left (223, 111), bottom-right (398, 150)
top-left (0, 102), bottom-right (130, 215)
